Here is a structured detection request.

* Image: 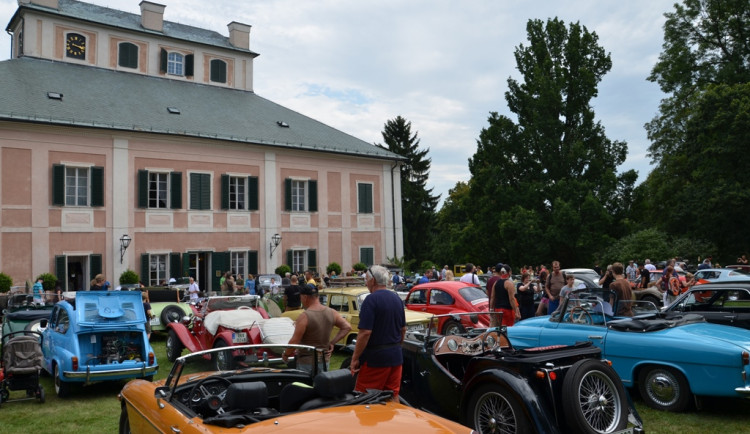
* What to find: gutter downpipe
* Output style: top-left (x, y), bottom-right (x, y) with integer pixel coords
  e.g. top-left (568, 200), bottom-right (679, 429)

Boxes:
top-left (390, 161), bottom-right (399, 259)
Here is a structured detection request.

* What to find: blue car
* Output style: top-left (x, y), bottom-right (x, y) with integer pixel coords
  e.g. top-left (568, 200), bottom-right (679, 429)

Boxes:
top-left (41, 291), bottom-right (158, 397)
top-left (507, 288), bottom-right (750, 412)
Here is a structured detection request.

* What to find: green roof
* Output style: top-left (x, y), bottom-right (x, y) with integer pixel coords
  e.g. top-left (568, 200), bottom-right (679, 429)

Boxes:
top-left (0, 57), bottom-right (400, 160)
top-left (7, 0), bottom-right (257, 55)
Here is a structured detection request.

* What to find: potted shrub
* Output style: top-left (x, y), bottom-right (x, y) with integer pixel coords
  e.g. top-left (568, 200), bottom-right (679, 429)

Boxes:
top-left (119, 269), bottom-right (140, 285)
top-left (275, 264), bottom-right (291, 276)
top-left (36, 272), bottom-right (58, 292)
top-left (326, 262), bottom-right (342, 277)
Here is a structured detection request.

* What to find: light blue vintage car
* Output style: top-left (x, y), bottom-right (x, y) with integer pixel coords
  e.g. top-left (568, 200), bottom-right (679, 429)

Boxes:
top-left (40, 291), bottom-right (158, 397)
top-left (507, 288), bottom-right (750, 412)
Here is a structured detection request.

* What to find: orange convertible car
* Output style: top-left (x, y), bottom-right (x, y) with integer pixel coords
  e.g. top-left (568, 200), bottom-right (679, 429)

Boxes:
top-left (118, 343), bottom-right (472, 433)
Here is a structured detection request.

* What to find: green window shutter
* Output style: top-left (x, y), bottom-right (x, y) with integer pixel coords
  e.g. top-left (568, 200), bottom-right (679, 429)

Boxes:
top-left (170, 253), bottom-right (181, 279)
top-left (185, 54), bottom-right (194, 77)
top-left (361, 248), bottom-right (374, 266)
top-left (210, 59), bottom-right (226, 83)
top-left (55, 255), bottom-right (66, 287)
top-left (170, 172), bottom-right (182, 209)
top-left (221, 174), bottom-right (229, 210)
top-left (89, 254), bottom-right (102, 281)
top-left (307, 249), bottom-right (317, 271)
top-left (308, 180), bottom-right (318, 212)
top-left (248, 176), bottom-right (259, 211)
top-left (212, 251), bottom-right (230, 291)
top-left (141, 254), bottom-right (150, 284)
top-left (286, 250), bottom-right (293, 270)
top-left (91, 166), bottom-right (104, 207)
top-left (118, 42), bottom-right (138, 68)
top-left (284, 179), bottom-right (292, 211)
top-left (200, 174), bottom-right (211, 210)
top-left (52, 164), bottom-right (65, 206)
top-left (182, 253), bottom-right (190, 278)
top-left (357, 183), bottom-right (373, 213)
top-left (160, 48), bottom-right (167, 73)
top-left (190, 173), bottom-right (200, 210)
top-left (138, 170), bottom-right (148, 208)
top-left (248, 250), bottom-right (258, 276)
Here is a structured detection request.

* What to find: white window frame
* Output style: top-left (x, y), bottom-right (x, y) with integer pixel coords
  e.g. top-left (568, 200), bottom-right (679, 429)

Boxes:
top-left (149, 254), bottom-right (168, 286)
top-left (65, 166), bottom-right (89, 206)
top-left (229, 176), bottom-right (246, 210)
top-left (148, 172), bottom-right (169, 209)
top-left (167, 52), bottom-right (184, 76)
top-left (292, 250), bottom-right (306, 273)
top-left (231, 251), bottom-right (247, 281)
top-left (291, 180), bottom-right (306, 212)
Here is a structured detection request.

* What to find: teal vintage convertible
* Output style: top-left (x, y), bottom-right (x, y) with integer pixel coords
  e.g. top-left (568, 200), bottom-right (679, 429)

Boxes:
top-left (506, 288), bottom-right (750, 412)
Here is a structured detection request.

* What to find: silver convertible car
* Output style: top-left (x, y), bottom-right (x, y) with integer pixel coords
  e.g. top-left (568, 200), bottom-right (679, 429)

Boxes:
top-left (507, 288), bottom-right (750, 412)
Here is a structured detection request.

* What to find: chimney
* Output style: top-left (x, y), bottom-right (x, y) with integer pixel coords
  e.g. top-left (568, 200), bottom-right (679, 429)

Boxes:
top-left (21, 0), bottom-right (59, 9)
top-left (228, 22), bottom-right (252, 50)
top-left (140, 1), bottom-right (166, 32)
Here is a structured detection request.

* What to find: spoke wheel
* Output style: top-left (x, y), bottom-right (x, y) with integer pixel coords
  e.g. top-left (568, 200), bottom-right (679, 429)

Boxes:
top-left (563, 359), bottom-right (628, 433)
top-left (467, 384), bottom-right (529, 434)
top-left (213, 340), bottom-right (236, 371)
top-left (166, 329), bottom-right (184, 362)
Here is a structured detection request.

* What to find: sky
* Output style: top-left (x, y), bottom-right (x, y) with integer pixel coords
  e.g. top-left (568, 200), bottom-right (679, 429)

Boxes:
top-left (0, 0), bottom-right (672, 208)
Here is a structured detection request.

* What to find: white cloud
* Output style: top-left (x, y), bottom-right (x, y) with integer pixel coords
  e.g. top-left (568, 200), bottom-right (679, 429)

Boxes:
top-left (0, 0), bottom-right (674, 205)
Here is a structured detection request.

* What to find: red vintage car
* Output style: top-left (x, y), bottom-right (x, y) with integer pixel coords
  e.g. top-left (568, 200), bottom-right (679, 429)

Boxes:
top-left (404, 281), bottom-right (490, 335)
top-left (165, 295), bottom-right (294, 370)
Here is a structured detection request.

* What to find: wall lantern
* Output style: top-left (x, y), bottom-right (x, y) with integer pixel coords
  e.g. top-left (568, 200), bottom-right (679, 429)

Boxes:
top-left (119, 234), bottom-right (132, 264)
top-left (270, 233), bottom-right (282, 258)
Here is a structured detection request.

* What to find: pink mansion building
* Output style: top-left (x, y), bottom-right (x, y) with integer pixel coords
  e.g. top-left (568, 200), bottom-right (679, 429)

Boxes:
top-left (0, 0), bottom-right (404, 291)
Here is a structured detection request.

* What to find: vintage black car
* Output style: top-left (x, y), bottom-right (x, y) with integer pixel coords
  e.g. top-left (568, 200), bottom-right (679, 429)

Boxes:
top-left (400, 313), bottom-right (643, 434)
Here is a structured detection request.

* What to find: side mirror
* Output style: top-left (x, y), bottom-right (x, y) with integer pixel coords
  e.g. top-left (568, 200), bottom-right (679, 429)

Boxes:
top-left (469, 313), bottom-right (479, 324)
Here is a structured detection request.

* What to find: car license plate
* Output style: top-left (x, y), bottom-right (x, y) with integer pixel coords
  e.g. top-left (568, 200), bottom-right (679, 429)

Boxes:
top-left (407, 323), bottom-right (425, 332)
top-left (232, 332), bottom-right (248, 344)
top-left (150, 317), bottom-right (160, 326)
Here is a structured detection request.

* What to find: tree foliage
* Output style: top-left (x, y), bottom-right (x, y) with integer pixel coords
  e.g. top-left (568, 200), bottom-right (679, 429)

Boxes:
top-left (646, 0), bottom-right (750, 160)
top-left (454, 18), bottom-right (635, 268)
top-left (378, 116), bottom-right (440, 266)
top-left (640, 0), bottom-right (750, 260)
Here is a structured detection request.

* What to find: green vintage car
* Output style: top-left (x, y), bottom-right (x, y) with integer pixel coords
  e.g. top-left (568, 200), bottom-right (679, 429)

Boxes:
top-left (1, 293), bottom-right (55, 343)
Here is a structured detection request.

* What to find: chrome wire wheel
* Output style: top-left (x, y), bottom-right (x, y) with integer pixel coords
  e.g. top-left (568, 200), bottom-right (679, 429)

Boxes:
top-left (472, 389), bottom-right (518, 434)
top-left (576, 370), bottom-right (622, 433)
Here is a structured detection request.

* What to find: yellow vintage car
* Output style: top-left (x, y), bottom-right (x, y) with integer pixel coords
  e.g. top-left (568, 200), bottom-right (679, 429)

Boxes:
top-left (282, 287), bottom-right (433, 345)
top-left (118, 344), bottom-right (472, 433)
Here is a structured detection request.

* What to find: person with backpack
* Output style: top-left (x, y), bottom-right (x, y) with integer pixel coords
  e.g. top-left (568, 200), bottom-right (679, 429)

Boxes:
top-left (661, 265), bottom-right (683, 306)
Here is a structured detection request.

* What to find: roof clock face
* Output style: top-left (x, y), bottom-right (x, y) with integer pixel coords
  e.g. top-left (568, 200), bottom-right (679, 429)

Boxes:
top-left (65, 33), bottom-right (86, 59)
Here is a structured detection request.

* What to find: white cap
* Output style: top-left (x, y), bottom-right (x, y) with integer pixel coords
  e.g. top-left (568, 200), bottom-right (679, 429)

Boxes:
top-left (168, 278), bottom-right (177, 284)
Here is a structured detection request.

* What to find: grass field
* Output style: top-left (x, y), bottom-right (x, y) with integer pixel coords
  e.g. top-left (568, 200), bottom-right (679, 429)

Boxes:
top-left (1, 333), bottom-right (750, 433)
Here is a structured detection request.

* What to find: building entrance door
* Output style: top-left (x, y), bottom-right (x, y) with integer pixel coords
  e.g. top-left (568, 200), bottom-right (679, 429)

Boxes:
top-left (187, 252), bottom-right (210, 294)
top-left (67, 256), bottom-right (88, 291)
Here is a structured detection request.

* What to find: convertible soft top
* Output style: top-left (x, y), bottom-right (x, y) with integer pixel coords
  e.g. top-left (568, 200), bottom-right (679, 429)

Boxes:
top-left (607, 313), bottom-right (705, 332)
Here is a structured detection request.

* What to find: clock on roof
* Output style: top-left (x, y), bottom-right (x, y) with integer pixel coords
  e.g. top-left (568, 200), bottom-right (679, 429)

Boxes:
top-left (65, 33), bottom-right (86, 60)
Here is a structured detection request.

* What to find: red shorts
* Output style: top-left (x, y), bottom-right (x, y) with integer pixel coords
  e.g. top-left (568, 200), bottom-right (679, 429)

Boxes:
top-left (498, 308), bottom-right (515, 326)
top-left (354, 362), bottom-right (402, 400)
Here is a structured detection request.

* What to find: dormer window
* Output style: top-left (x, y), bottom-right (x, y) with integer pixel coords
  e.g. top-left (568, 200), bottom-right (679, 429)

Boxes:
top-left (210, 59), bottom-right (227, 83)
top-left (118, 42), bottom-right (138, 69)
top-left (160, 48), bottom-right (194, 77)
top-left (167, 52), bottom-right (183, 75)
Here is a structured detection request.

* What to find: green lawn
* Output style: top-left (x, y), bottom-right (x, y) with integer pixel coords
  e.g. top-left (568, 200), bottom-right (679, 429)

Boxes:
top-left (1, 333), bottom-right (749, 433)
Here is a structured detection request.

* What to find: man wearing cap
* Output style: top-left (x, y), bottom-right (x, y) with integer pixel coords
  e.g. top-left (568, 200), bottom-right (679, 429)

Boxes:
top-left (282, 284), bottom-right (351, 373)
top-left (350, 265), bottom-right (406, 401)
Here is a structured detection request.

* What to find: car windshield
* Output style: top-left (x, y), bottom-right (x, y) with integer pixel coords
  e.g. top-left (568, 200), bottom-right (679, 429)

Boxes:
top-left (459, 286), bottom-right (488, 303)
top-left (205, 295), bottom-right (260, 311)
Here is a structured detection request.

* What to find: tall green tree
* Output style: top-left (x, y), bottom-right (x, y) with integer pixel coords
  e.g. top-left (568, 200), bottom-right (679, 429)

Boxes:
top-left (641, 0), bottom-right (750, 258)
top-left (465, 18), bottom-right (636, 267)
top-left (646, 0), bottom-right (750, 160)
top-left (378, 116), bottom-right (439, 267)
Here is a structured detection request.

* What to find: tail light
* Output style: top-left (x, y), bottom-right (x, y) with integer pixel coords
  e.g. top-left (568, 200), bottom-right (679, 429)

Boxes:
top-left (742, 351), bottom-right (749, 366)
top-left (535, 370), bottom-right (557, 381)
top-left (148, 352), bottom-right (155, 365)
top-left (72, 356), bottom-right (79, 371)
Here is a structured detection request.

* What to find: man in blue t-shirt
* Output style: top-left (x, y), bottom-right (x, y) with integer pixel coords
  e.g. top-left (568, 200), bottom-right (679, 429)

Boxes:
top-left (350, 265), bottom-right (406, 401)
